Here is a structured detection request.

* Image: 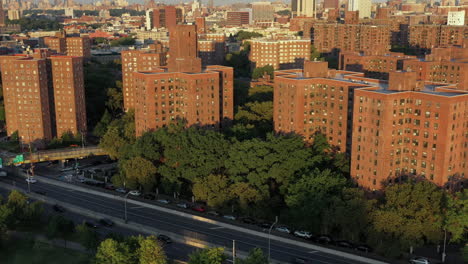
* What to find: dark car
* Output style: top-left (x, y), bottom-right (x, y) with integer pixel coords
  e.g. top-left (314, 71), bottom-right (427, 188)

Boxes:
top-left (99, 218), bottom-right (114, 227)
top-left (95, 182), bottom-right (105, 188)
top-left (143, 193), bottom-right (156, 200)
top-left (334, 240), bottom-right (354, 249)
top-left (293, 257), bottom-right (309, 264)
top-left (317, 235), bottom-right (333, 244)
top-left (84, 221), bottom-right (98, 228)
top-left (240, 217), bottom-right (257, 225)
top-left (356, 245), bottom-right (373, 253)
top-left (104, 184), bottom-right (115, 190)
top-left (157, 234), bottom-right (172, 244)
top-left (34, 190), bottom-right (47, 196)
top-left (258, 222), bottom-right (273, 229)
top-left (192, 205), bottom-right (206, 212)
top-left (53, 204), bottom-right (65, 213)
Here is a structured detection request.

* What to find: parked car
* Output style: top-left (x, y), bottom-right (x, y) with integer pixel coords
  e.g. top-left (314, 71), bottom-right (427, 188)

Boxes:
top-left (157, 234), bottom-right (172, 244)
top-left (177, 202), bottom-right (190, 209)
top-left (355, 245), bottom-right (372, 253)
top-left (317, 235), bottom-right (333, 244)
top-left (275, 226), bottom-right (291, 234)
top-left (157, 199), bottom-right (170, 204)
top-left (53, 204), bottom-right (65, 213)
top-left (334, 240), bottom-right (354, 249)
top-left (258, 222), bottom-right (273, 229)
top-left (77, 178), bottom-right (87, 183)
top-left (240, 217), bottom-right (257, 225)
top-left (25, 178), bottom-right (37, 184)
top-left (115, 188), bottom-right (128, 194)
top-left (84, 221), bottom-right (98, 228)
top-left (293, 230), bottom-right (313, 239)
top-left (409, 257), bottom-right (430, 264)
top-left (192, 205), bottom-right (206, 212)
top-left (0, 171), bottom-right (7, 177)
top-left (99, 218), bottom-right (114, 227)
top-left (223, 215), bottom-right (236, 221)
top-left (104, 184), bottom-right (115, 190)
top-left (143, 193), bottom-right (156, 200)
top-left (206, 210), bottom-right (220, 216)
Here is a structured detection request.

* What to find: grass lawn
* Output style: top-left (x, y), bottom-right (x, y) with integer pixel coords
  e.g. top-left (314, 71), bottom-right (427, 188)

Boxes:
top-left (1, 238), bottom-right (91, 264)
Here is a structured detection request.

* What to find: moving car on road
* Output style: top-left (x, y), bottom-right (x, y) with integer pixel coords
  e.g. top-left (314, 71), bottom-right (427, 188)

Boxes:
top-left (84, 221), bottom-right (98, 228)
top-left (26, 178), bottom-right (37, 184)
top-left (293, 230), bottom-right (313, 239)
top-left (53, 204), bottom-right (65, 213)
top-left (99, 218), bottom-right (114, 227)
top-left (129, 190), bottom-right (141, 196)
top-left (157, 234), bottom-right (172, 244)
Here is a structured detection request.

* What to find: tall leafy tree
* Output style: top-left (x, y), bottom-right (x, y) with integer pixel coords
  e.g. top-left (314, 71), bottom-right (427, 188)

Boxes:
top-left (121, 156), bottom-right (157, 192)
top-left (95, 238), bottom-right (134, 264)
top-left (188, 247), bottom-right (227, 264)
top-left (285, 169), bottom-right (347, 232)
top-left (445, 191), bottom-right (468, 242)
top-left (237, 248), bottom-right (268, 264)
top-left (137, 236), bottom-right (167, 264)
top-left (193, 174), bottom-right (232, 208)
top-left (372, 181), bottom-right (444, 252)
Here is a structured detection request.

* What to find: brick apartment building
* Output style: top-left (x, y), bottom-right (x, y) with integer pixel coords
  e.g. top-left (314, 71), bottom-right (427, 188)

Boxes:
top-left (249, 38), bottom-right (311, 70)
top-left (339, 42), bottom-right (468, 90)
top-left (310, 23), bottom-right (391, 54)
top-left (351, 71), bottom-right (468, 189)
top-left (127, 25), bottom-right (234, 136)
top-left (0, 54), bottom-right (87, 144)
top-left (339, 51), bottom-right (417, 79)
top-left (121, 43), bottom-right (168, 111)
top-left (49, 56), bottom-right (87, 137)
top-left (274, 61), bottom-right (368, 153)
top-left (42, 36), bottom-right (92, 58)
top-left (148, 6), bottom-right (183, 30)
top-left (226, 11), bottom-right (250, 27)
top-left (274, 60), bottom-right (468, 190)
top-left (409, 25), bottom-right (468, 50)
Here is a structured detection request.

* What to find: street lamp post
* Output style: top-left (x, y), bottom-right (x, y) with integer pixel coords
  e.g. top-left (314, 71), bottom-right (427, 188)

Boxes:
top-left (124, 192), bottom-right (130, 223)
top-left (268, 216), bottom-right (278, 263)
top-left (442, 228), bottom-right (447, 263)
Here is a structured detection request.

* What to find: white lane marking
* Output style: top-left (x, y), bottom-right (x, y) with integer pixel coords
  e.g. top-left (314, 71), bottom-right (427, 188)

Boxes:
top-left (131, 206), bottom-right (145, 209)
top-left (309, 250), bottom-right (319, 254)
top-left (209, 226), bottom-right (224, 230)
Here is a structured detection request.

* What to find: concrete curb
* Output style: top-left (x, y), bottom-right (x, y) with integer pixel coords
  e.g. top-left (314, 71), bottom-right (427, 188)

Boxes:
top-left (32, 174), bottom-right (388, 264)
top-left (0, 181), bottom-right (284, 264)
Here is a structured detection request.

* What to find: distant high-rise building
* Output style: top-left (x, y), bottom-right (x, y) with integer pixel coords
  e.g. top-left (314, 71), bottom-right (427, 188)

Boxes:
top-left (226, 11), bottom-right (250, 27)
top-left (146, 6), bottom-right (183, 30)
top-left (251, 2), bottom-right (274, 23)
top-left (348, 0), bottom-right (371, 19)
top-left (447, 10), bottom-right (465, 26)
top-left (64, 7), bottom-right (74, 18)
top-left (7, 9), bottom-right (21, 20)
top-left (323, 0), bottom-right (339, 9)
top-left (195, 17), bottom-right (206, 34)
top-left (294, 0), bottom-right (316, 18)
top-left (208, 0), bottom-right (214, 8)
top-left (0, 1), bottom-right (5, 26)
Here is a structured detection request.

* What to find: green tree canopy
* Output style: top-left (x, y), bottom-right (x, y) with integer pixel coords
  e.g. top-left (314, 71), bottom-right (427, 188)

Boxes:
top-left (95, 238), bottom-right (134, 264)
top-left (252, 65), bottom-right (274, 80)
top-left (137, 235), bottom-right (167, 264)
top-left (188, 247), bottom-right (227, 264)
top-left (193, 174), bottom-right (232, 208)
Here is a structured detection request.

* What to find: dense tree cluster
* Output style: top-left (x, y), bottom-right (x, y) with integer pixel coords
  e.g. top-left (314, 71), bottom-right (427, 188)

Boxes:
top-left (7, 17), bottom-right (62, 31)
top-left (94, 236), bottom-right (166, 264)
top-left (235, 31), bottom-right (264, 41)
top-left (251, 65), bottom-right (274, 80)
top-left (110, 37), bottom-right (136, 47)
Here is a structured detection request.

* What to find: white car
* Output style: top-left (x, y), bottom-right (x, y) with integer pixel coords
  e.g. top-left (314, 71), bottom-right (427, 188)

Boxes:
top-left (157, 199), bottom-right (170, 204)
top-left (116, 188), bottom-right (127, 194)
top-left (294, 230), bottom-right (312, 239)
top-left (177, 202), bottom-right (189, 208)
top-left (128, 190), bottom-right (141, 196)
top-left (275, 226), bottom-right (291, 234)
top-left (25, 178), bottom-right (37, 184)
top-left (223, 215), bottom-right (236, 220)
top-left (409, 257), bottom-right (430, 264)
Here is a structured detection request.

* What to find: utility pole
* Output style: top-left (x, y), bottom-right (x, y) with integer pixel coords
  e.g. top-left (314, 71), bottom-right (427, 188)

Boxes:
top-left (124, 192), bottom-right (130, 223)
top-left (442, 228), bottom-right (447, 263)
top-left (268, 216), bottom-right (278, 263)
top-left (232, 240), bottom-right (236, 264)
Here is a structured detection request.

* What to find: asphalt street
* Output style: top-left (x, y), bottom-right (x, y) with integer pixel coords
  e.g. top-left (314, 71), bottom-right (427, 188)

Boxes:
top-left (0, 186), bottom-right (196, 262)
top-left (0, 170), bottom-right (377, 264)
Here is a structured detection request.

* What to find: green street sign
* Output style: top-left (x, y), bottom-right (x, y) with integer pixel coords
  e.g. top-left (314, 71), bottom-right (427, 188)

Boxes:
top-left (0, 158), bottom-right (2, 168)
top-left (13, 155), bottom-right (24, 164)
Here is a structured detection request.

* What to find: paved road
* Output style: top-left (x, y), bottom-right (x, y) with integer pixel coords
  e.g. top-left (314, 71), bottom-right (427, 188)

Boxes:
top-left (0, 173), bottom-right (375, 264)
top-left (0, 186), bottom-right (196, 262)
